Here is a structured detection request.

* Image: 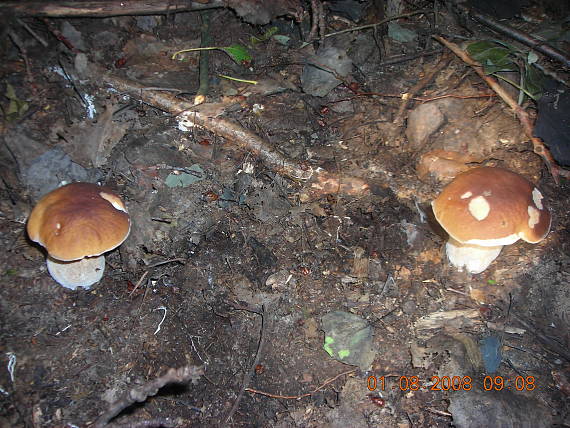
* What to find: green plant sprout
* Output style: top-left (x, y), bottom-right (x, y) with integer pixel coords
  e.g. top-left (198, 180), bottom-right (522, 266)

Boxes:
top-left (172, 44), bottom-right (252, 65)
top-left (250, 27), bottom-right (278, 45)
top-left (218, 74), bottom-right (258, 85)
top-left (3, 83), bottom-right (29, 122)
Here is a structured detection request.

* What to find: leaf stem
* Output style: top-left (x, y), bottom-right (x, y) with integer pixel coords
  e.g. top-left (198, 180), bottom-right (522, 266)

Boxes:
top-left (172, 46), bottom-right (218, 60)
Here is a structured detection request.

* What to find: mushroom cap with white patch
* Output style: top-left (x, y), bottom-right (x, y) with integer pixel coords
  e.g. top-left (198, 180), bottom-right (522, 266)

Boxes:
top-left (431, 167), bottom-right (551, 246)
top-left (27, 182), bottom-right (131, 261)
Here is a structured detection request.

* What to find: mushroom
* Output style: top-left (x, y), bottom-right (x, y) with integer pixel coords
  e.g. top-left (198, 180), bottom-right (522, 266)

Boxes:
top-left (27, 183), bottom-right (130, 289)
top-left (431, 167), bottom-right (551, 274)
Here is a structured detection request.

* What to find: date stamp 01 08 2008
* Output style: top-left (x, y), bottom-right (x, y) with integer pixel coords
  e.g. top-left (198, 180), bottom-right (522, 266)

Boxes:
top-left (367, 375), bottom-right (537, 392)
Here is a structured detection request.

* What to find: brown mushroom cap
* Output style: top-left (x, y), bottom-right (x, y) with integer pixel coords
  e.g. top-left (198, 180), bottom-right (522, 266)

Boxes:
top-left (432, 167), bottom-right (551, 246)
top-left (27, 183), bottom-right (130, 261)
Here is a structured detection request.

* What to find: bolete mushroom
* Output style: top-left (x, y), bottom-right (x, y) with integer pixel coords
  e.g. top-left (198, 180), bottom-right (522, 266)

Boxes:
top-left (27, 182), bottom-right (130, 289)
top-left (431, 167), bottom-right (551, 274)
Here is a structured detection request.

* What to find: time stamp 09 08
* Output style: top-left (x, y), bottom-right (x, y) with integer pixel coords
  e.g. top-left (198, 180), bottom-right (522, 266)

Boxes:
top-left (367, 375), bottom-right (537, 392)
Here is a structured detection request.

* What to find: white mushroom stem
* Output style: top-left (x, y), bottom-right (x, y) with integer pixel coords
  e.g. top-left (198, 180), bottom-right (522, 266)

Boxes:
top-left (445, 237), bottom-right (503, 274)
top-left (46, 255), bottom-right (106, 290)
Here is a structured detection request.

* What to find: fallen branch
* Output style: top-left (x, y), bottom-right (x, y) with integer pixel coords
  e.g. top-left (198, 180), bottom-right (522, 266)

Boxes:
top-left (106, 417), bottom-right (188, 428)
top-left (434, 35), bottom-right (569, 182)
top-left (93, 365), bottom-right (204, 428)
top-left (0, 0), bottom-right (225, 18)
top-left (89, 65), bottom-right (371, 199)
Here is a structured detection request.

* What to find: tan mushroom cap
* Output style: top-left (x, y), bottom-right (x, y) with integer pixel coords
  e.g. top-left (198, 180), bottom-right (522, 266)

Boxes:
top-left (27, 183), bottom-right (130, 261)
top-left (432, 167), bottom-right (551, 246)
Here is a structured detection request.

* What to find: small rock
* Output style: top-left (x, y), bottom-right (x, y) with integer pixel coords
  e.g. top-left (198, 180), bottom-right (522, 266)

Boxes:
top-left (402, 299), bottom-right (417, 315)
top-left (135, 16), bottom-right (161, 31)
top-left (449, 389), bottom-right (552, 428)
top-left (406, 103), bottom-right (445, 150)
top-left (61, 21), bottom-right (86, 51)
top-left (302, 46), bottom-right (352, 97)
top-left (388, 22), bottom-right (418, 43)
top-left (330, 100), bottom-right (354, 114)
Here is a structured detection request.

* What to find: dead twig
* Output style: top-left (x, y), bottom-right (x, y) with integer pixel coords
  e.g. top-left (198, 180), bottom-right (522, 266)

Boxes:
top-left (317, 0), bottom-right (326, 40)
top-left (322, 10), bottom-right (432, 40)
top-left (93, 365), bottom-right (204, 428)
top-left (6, 28), bottom-right (36, 94)
top-left (378, 48), bottom-right (443, 67)
top-left (147, 258), bottom-right (186, 268)
top-left (196, 9), bottom-right (212, 104)
top-left (426, 407), bottom-right (452, 417)
top-left (393, 51), bottom-right (453, 125)
top-left (128, 270), bottom-right (148, 298)
top-left (433, 35), bottom-right (569, 182)
top-left (245, 368), bottom-right (357, 400)
top-left (334, 90), bottom-right (495, 104)
top-left (307, 0), bottom-right (319, 42)
top-left (223, 304), bottom-right (273, 424)
top-left (41, 18), bottom-right (81, 53)
top-left (16, 18), bottom-right (47, 47)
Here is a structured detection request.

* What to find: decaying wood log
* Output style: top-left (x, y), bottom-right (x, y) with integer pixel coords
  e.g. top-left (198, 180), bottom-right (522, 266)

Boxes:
top-left (0, 0), bottom-right (304, 25)
top-left (0, 0), bottom-right (225, 18)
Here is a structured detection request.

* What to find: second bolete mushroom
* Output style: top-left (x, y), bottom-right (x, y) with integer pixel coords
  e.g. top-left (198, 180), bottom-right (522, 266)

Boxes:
top-left (27, 182), bottom-right (130, 289)
top-left (431, 167), bottom-right (551, 274)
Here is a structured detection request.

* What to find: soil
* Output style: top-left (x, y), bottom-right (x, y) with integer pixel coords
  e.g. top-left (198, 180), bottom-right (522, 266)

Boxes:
top-left (0, 2), bottom-right (569, 428)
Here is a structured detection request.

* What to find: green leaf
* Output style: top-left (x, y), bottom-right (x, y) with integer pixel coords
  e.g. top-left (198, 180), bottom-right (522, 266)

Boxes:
top-left (4, 83), bottom-right (29, 121)
top-left (323, 336), bottom-right (335, 357)
top-left (466, 41), bottom-right (498, 57)
top-left (164, 164), bottom-right (204, 187)
top-left (527, 51), bottom-right (539, 64)
top-left (467, 41), bottom-right (517, 74)
top-left (490, 39), bottom-right (517, 53)
top-left (523, 63), bottom-right (544, 100)
top-left (5, 82), bottom-right (17, 100)
top-left (221, 44), bottom-right (252, 65)
top-left (250, 26), bottom-right (278, 45)
top-left (468, 40), bottom-right (546, 102)
top-left (272, 34), bottom-right (291, 46)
